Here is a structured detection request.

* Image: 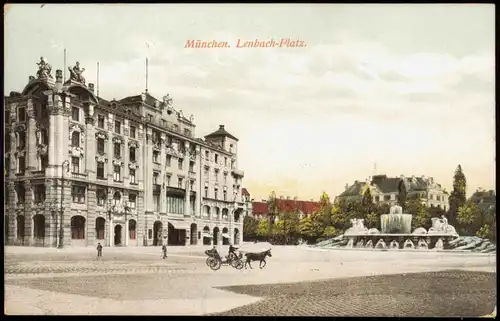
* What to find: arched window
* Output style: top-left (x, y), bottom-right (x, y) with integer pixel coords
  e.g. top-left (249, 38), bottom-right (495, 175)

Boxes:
top-left (129, 219), bottom-right (136, 240)
top-left (95, 217), bottom-right (105, 240)
top-left (71, 132), bottom-right (80, 147)
top-left (113, 192), bottom-right (121, 206)
top-left (71, 216), bottom-right (86, 240)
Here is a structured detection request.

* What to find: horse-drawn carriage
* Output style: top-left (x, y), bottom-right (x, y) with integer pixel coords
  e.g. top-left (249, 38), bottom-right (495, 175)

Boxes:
top-left (205, 244), bottom-right (273, 271)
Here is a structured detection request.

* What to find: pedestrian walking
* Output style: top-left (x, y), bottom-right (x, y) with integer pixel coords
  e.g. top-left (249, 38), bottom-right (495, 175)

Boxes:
top-left (162, 237), bottom-right (168, 259)
top-left (96, 242), bottom-right (103, 259)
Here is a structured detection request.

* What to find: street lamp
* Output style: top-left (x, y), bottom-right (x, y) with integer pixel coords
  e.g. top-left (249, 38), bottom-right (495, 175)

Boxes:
top-left (58, 160), bottom-right (70, 249)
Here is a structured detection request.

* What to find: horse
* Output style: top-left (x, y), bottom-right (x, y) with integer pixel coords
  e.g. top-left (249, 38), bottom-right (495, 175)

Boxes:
top-left (244, 249), bottom-right (272, 269)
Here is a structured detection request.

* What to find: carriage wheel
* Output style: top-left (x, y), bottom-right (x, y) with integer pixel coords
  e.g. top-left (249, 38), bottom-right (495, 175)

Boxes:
top-left (208, 257), bottom-right (221, 271)
top-left (205, 257), bottom-right (213, 267)
top-left (234, 260), bottom-right (244, 270)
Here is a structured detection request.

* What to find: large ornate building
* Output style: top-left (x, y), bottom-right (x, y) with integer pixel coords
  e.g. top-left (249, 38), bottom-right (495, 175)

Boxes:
top-left (4, 58), bottom-right (246, 247)
top-left (336, 174), bottom-right (449, 210)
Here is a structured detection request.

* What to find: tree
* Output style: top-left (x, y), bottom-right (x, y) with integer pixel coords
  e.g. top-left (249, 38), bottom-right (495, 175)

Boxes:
top-left (298, 215), bottom-right (321, 239)
top-left (397, 180), bottom-right (407, 210)
top-left (266, 191), bottom-right (279, 240)
top-left (405, 196), bottom-right (431, 229)
top-left (448, 165), bottom-right (467, 224)
top-left (243, 216), bottom-right (258, 240)
top-left (456, 199), bottom-right (482, 235)
top-left (256, 219), bottom-right (270, 237)
top-left (309, 192), bottom-right (334, 236)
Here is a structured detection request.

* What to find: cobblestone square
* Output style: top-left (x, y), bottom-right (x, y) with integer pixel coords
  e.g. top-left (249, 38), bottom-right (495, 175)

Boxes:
top-left (4, 246), bottom-right (497, 316)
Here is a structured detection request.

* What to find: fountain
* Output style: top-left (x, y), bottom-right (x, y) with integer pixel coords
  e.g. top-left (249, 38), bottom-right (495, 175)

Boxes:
top-left (312, 204), bottom-right (488, 251)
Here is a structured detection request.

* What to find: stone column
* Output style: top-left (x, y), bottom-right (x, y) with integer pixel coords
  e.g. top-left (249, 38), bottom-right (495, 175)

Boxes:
top-left (26, 99), bottom-right (37, 171)
top-left (125, 215), bottom-right (129, 246)
top-left (159, 133), bottom-right (166, 214)
top-left (87, 184), bottom-right (97, 246)
top-left (6, 182), bottom-right (16, 245)
top-left (145, 128), bottom-right (153, 212)
top-left (185, 227), bottom-right (190, 246)
top-left (107, 114), bottom-right (114, 184)
top-left (85, 108), bottom-right (96, 181)
top-left (183, 144), bottom-right (190, 218)
top-left (195, 146), bottom-right (201, 218)
top-left (9, 130), bottom-right (17, 178)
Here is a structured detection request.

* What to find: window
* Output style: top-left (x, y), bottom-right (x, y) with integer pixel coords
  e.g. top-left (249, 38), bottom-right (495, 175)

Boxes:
top-left (178, 159), bottom-right (183, 170)
top-left (114, 120), bottom-right (121, 134)
top-left (130, 126), bottom-right (136, 138)
top-left (97, 138), bottom-right (105, 154)
top-left (153, 151), bottom-right (159, 163)
top-left (18, 107), bottom-right (26, 122)
top-left (190, 180), bottom-right (194, 191)
top-left (223, 191), bottom-right (227, 201)
top-left (18, 132), bottom-right (26, 149)
top-left (184, 128), bottom-right (191, 137)
top-left (215, 154), bottom-right (218, 163)
top-left (189, 161), bottom-right (194, 172)
top-left (129, 169), bottom-right (136, 184)
top-left (5, 157), bottom-right (10, 173)
top-left (166, 175), bottom-right (171, 187)
top-left (16, 185), bottom-right (26, 204)
top-left (33, 185), bottom-right (46, 202)
top-left (72, 186), bottom-right (86, 203)
top-left (113, 165), bottom-right (121, 181)
top-left (17, 156), bottom-right (26, 174)
top-left (72, 107), bottom-right (79, 121)
top-left (166, 155), bottom-right (171, 167)
top-left (128, 194), bottom-right (136, 209)
top-left (71, 132), bottom-right (80, 147)
top-left (204, 186), bottom-right (208, 198)
top-left (97, 115), bottom-right (105, 129)
top-left (384, 195), bottom-right (390, 201)
top-left (153, 194), bottom-right (160, 212)
top-left (113, 192), bottom-right (121, 206)
top-left (224, 157), bottom-right (227, 166)
top-left (71, 156), bottom-right (79, 173)
top-left (374, 196), bottom-right (380, 202)
top-left (97, 162), bottom-right (105, 179)
top-left (129, 220), bottom-right (136, 240)
top-left (231, 160), bottom-right (235, 169)
top-left (95, 217), bottom-right (105, 239)
top-left (162, 119), bottom-right (166, 127)
top-left (129, 147), bottom-right (136, 162)
top-left (71, 216), bottom-right (85, 240)
top-left (178, 177), bottom-right (183, 189)
top-left (148, 229), bottom-right (152, 240)
top-left (214, 169), bottom-right (219, 182)
top-left (5, 110), bottom-right (10, 123)
top-left (96, 188), bottom-right (106, 206)
top-left (224, 173), bottom-right (227, 184)
top-left (166, 195), bottom-right (185, 214)
top-left (148, 114), bottom-right (153, 122)
top-left (173, 124), bottom-right (179, 132)
top-left (114, 143), bottom-right (121, 158)
top-left (153, 172), bottom-right (159, 184)
top-left (205, 150), bottom-right (209, 159)
top-left (214, 188), bottom-right (218, 200)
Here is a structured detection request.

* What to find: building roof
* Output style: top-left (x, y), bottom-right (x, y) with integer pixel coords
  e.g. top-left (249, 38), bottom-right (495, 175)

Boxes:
top-left (241, 188), bottom-right (250, 197)
top-left (376, 177), bottom-right (402, 193)
top-left (252, 199), bottom-right (320, 216)
top-left (205, 125), bottom-right (239, 141)
top-left (338, 181), bottom-right (366, 197)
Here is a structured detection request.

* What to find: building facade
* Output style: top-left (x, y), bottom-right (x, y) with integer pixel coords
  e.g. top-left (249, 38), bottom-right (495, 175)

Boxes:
top-left (4, 58), bottom-right (245, 247)
top-left (251, 196), bottom-right (320, 220)
top-left (336, 174), bottom-right (449, 210)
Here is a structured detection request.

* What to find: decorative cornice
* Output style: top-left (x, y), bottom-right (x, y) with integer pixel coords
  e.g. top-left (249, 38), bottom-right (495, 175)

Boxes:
top-left (95, 131), bottom-right (109, 140)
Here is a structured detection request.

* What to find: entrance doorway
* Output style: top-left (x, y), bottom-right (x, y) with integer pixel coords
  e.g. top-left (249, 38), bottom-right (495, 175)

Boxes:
top-left (213, 227), bottom-right (220, 246)
top-left (234, 228), bottom-right (240, 245)
top-left (167, 222), bottom-right (186, 246)
top-left (153, 221), bottom-right (163, 246)
top-left (222, 227), bottom-right (229, 245)
top-left (190, 223), bottom-right (197, 245)
top-left (114, 224), bottom-right (122, 246)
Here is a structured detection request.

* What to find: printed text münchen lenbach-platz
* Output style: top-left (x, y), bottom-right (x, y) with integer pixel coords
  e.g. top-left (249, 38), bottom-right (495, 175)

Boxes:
top-left (185, 38), bottom-right (307, 49)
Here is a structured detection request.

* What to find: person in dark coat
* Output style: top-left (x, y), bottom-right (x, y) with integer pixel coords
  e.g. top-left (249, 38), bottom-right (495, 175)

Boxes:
top-left (96, 242), bottom-right (103, 259)
top-left (162, 236), bottom-right (168, 259)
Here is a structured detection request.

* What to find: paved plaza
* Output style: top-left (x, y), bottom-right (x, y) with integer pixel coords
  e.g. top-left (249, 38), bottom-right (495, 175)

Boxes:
top-left (4, 245), bottom-right (497, 316)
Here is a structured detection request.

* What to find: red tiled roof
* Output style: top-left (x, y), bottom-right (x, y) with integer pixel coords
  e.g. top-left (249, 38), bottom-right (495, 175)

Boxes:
top-left (252, 199), bottom-right (320, 216)
top-left (242, 188), bottom-right (250, 197)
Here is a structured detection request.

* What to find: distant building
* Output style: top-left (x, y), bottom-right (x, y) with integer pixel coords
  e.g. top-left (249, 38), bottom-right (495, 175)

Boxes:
top-left (469, 188), bottom-right (496, 211)
top-left (336, 174), bottom-right (449, 211)
top-left (250, 195), bottom-right (320, 220)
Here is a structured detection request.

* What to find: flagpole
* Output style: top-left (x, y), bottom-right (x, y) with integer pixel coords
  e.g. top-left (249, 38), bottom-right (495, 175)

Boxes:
top-left (97, 62), bottom-right (100, 97)
top-left (145, 57), bottom-right (149, 93)
top-left (63, 48), bottom-right (67, 83)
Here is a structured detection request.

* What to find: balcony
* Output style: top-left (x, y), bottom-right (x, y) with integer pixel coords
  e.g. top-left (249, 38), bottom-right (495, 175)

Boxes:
top-left (153, 184), bottom-right (162, 194)
top-left (188, 171), bottom-right (196, 179)
top-left (231, 169), bottom-right (244, 178)
top-left (146, 117), bottom-right (194, 138)
top-left (31, 169), bottom-right (46, 177)
top-left (166, 186), bottom-right (186, 197)
top-left (71, 172), bottom-right (88, 179)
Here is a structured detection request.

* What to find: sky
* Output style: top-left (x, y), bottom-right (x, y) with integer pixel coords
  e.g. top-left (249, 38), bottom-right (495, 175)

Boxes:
top-left (4, 4), bottom-right (495, 201)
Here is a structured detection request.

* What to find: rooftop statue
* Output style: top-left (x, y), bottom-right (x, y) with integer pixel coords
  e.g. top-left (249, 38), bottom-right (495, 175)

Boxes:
top-left (36, 57), bottom-right (53, 79)
top-left (68, 61), bottom-right (86, 85)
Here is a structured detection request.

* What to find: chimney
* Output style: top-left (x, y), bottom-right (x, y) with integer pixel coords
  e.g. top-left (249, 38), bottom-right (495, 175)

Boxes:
top-left (345, 183), bottom-right (349, 190)
top-left (219, 125), bottom-right (225, 130)
top-left (29, 76), bottom-right (35, 82)
top-left (286, 196), bottom-right (291, 200)
top-left (88, 83), bottom-right (95, 93)
top-left (279, 196), bottom-right (284, 200)
top-left (293, 196), bottom-right (298, 201)
top-left (354, 180), bottom-right (358, 184)
top-left (310, 198), bottom-right (313, 202)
